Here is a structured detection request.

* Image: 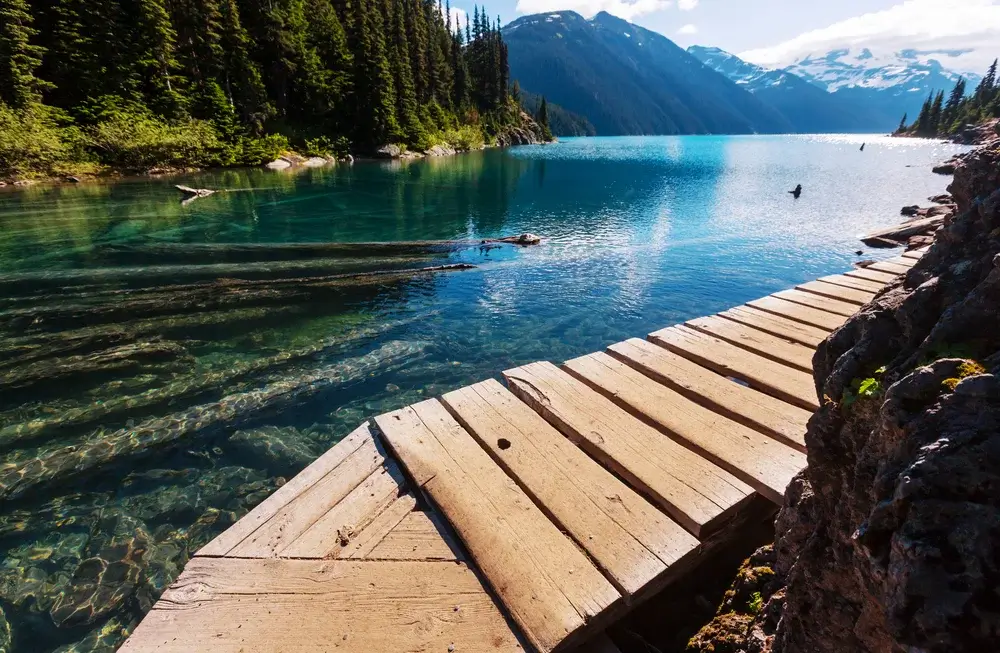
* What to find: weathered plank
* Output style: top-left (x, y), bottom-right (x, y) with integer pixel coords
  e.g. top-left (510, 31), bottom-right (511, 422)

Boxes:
top-left (282, 460), bottom-right (406, 558)
top-left (118, 558), bottom-right (523, 653)
top-left (227, 436), bottom-right (385, 558)
top-left (376, 400), bottom-right (620, 653)
top-left (866, 261), bottom-right (911, 276)
top-left (564, 352), bottom-right (806, 505)
top-left (503, 362), bottom-right (754, 538)
top-left (367, 510), bottom-right (462, 561)
top-left (771, 289), bottom-right (860, 317)
top-left (442, 380), bottom-right (699, 599)
top-left (198, 424), bottom-right (372, 557)
top-left (902, 250), bottom-right (923, 260)
top-left (718, 306), bottom-right (829, 348)
top-left (685, 315), bottom-right (814, 372)
top-left (648, 325), bottom-right (819, 411)
top-left (340, 493), bottom-right (417, 559)
top-left (608, 338), bottom-right (809, 452)
top-left (885, 255), bottom-right (916, 267)
top-left (746, 296), bottom-right (847, 331)
top-left (844, 267), bottom-right (900, 284)
top-left (795, 280), bottom-right (875, 306)
top-left (817, 274), bottom-right (885, 294)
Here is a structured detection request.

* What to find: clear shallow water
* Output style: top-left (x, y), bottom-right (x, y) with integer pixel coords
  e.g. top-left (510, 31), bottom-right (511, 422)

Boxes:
top-left (0, 134), bottom-right (965, 651)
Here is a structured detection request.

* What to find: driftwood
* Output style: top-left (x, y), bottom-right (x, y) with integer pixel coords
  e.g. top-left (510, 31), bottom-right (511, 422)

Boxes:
top-left (98, 235), bottom-right (540, 265)
top-left (861, 215), bottom-right (945, 248)
top-left (1, 264), bottom-right (474, 332)
top-left (0, 340), bottom-right (429, 501)
top-left (0, 313), bottom-right (429, 448)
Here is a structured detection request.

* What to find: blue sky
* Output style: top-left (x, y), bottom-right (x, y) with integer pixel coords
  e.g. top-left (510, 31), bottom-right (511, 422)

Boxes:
top-left (452, 0), bottom-right (1000, 73)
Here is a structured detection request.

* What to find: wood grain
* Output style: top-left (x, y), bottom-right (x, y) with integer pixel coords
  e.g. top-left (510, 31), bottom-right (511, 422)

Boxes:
top-left (608, 338), bottom-right (809, 452)
top-left (844, 268), bottom-right (900, 284)
top-left (376, 399), bottom-right (621, 653)
top-left (771, 289), bottom-right (860, 317)
top-left (118, 558), bottom-right (523, 653)
top-left (817, 274), bottom-right (885, 294)
top-left (339, 493), bottom-right (417, 559)
top-left (746, 296), bottom-right (847, 331)
top-left (685, 315), bottom-right (814, 372)
top-left (564, 352), bottom-right (806, 504)
top-left (648, 325), bottom-right (819, 410)
top-left (795, 280), bottom-right (875, 306)
top-left (367, 510), bottom-right (462, 561)
top-left (503, 362), bottom-right (754, 538)
top-left (442, 379), bottom-right (699, 599)
top-left (717, 306), bottom-right (829, 348)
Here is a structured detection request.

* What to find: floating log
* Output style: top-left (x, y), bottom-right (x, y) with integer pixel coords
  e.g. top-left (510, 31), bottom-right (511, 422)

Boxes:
top-left (176, 185), bottom-right (216, 201)
top-left (861, 215), bottom-right (944, 248)
top-left (98, 235), bottom-right (540, 265)
top-left (0, 313), bottom-right (429, 448)
top-left (0, 264), bottom-right (474, 333)
top-left (0, 340), bottom-right (429, 501)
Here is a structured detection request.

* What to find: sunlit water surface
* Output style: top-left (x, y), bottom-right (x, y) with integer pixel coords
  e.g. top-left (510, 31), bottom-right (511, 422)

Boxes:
top-left (0, 134), bottom-right (965, 651)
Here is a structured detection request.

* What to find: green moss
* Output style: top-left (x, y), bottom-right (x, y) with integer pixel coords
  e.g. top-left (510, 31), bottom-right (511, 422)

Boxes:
top-left (747, 592), bottom-right (763, 615)
top-left (941, 359), bottom-right (987, 393)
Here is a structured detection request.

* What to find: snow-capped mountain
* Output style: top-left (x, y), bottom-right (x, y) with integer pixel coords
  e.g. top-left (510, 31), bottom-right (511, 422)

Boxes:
top-left (687, 46), bottom-right (796, 91)
top-left (783, 48), bottom-right (978, 94)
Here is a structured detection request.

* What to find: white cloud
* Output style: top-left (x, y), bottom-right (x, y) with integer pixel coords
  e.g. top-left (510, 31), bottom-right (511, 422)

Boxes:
top-left (677, 0), bottom-right (698, 10)
top-left (677, 23), bottom-right (698, 35)
top-left (514, 0), bottom-right (672, 22)
top-left (739, 0), bottom-right (1000, 74)
top-left (440, 5), bottom-right (468, 32)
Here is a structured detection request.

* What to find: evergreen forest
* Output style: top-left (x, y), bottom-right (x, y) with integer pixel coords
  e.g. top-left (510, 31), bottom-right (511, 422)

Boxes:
top-left (0, 0), bottom-right (526, 178)
top-left (899, 58), bottom-right (1000, 138)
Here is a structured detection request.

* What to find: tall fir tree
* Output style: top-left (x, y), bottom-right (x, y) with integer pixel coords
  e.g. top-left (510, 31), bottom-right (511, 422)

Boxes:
top-left (896, 112), bottom-right (907, 133)
top-left (0, 0), bottom-right (50, 107)
top-left (388, 0), bottom-right (422, 142)
top-left (928, 90), bottom-right (945, 132)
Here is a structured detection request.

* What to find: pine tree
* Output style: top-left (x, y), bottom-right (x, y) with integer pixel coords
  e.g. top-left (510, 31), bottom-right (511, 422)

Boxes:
top-left (537, 96), bottom-right (551, 140)
top-left (389, 0), bottom-right (422, 143)
top-left (218, 0), bottom-right (270, 129)
top-left (914, 92), bottom-right (934, 135)
top-left (0, 0), bottom-right (51, 107)
top-left (350, 0), bottom-right (398, 145)
top-left (896, 112), bottom-right (907, 133)
top-left (132, 0), bottom-right (183, 116)
top-left (928, 90), bottom-right (945, 132)
top-left (405, 0), bottom-right (429, 103)
top-left (942, 77), bottom-right (966, 128)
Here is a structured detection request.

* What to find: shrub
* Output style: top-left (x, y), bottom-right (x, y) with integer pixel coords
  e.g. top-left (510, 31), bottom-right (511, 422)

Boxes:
top-left (440, 125), bottom-right (485, 151)
top-left (85, 106), bottom-right (228, 170)
top-left (0, 102), bottom-right (80, 178)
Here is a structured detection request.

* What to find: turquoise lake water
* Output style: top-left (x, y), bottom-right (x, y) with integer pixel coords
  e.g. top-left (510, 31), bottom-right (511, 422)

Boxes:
top-left (0, 134), bottom-right (965, 651)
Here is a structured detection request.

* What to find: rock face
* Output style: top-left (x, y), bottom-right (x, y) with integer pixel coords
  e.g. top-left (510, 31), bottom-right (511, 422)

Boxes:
top-left (495, 110), bottom-right (551, 147)
top-left (689, 140), bottom-right (1000, 652)
top-left (375, 144), bottom-right (403, 158)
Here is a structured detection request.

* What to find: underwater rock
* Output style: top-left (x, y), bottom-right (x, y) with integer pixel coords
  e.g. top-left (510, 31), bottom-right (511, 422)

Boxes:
top-left (229, 426), bottom-right (317, 470)
top-left (51, 617), bottom-right (129, 653)
top-left (0, 604), bottom-right (10, 651)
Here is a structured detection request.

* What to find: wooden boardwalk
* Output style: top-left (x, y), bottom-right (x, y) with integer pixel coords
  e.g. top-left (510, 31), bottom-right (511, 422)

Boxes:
top-left (121, 253), bottom-right (921, 653)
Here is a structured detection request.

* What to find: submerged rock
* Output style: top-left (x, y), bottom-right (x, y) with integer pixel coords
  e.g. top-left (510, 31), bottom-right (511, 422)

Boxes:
top-left (229, 425), bottom-right (318, 470)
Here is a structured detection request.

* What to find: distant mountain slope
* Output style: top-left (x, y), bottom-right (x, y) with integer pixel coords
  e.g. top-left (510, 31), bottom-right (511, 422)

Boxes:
top-left (688, 46), bottom-right (884, 133)
top-left (503, 12), bottom-right (791, 136)
top-left (520, 91), bottom-right (596, 137)
top-left (780, 49), bottom-right (980, 130)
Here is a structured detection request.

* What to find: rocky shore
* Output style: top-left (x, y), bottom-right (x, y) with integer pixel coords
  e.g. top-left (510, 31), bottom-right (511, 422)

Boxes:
top-left (688, 134), bottom-right (1000, 652)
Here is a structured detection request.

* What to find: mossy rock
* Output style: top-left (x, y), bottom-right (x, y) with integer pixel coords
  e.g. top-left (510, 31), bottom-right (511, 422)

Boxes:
top-left (686, 612), bottom-right (755, 653)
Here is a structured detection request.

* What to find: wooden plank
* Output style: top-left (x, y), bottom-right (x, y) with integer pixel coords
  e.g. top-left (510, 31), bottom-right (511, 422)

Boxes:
top-left (818, 274), bottom-right (885, 293)
top-left (376, 400), bottom-right (621, 653)
top-left (608, 338), bottom-right (809, 452)
top-left (886, 255), bottom-right (916, 267)
top-left (771, 289), bottom-right (860, 317)
top-left (795, 280), bottom-right (875, 306)
top-left (442, 380), bottom-right (699, 599)
top-left (867, 261), bottom-right (911, 275)
top-left (902, 250), bottom-right (923, 260)
top-left (844, 267), bottom-right (900, 284)
top-left (282, 460), bottom-right (406, 558)
top-left (503, 362), bottom-right (754, 538)
top-left (227, 436), bottom-right (385, 558)
top-left (340, 493), bottom-right (417, 559)
top-left (746, 296), bottom-right (847, 331)
top-left (718, 306), bottom-right (829, 348)
top-left (649, 325), bottom-right (819, 411)
top-left (685, 315), bottom-right (814, 372)
top-left (564, 352), bottom-right (806, 505)
top-left (198, 424), bottom-right (372, 557)
top-left (118, 558), bottom-right (523, 653)
top-left (367, 511), bottom-right (462, 561)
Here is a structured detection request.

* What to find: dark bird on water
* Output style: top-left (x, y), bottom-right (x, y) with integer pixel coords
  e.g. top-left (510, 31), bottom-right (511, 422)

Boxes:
top-left (860, 142), bottom-right (866, 151)
top-left (788, 184), bottom-right (802, 199)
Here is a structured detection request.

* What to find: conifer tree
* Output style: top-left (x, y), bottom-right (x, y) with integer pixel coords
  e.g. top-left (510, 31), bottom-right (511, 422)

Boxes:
top-left (928, 90), bottom-right (945, 132)
top-left (350, 0), bottom-right (398, 145)
top-left (0, 0), bottom-right (50, 107)
top-left (914, 92), bottom-right (934, 134)
top-left (896, 112), bottom-right (907, 133)
top-left (389, 0), bottom-right (422, 142)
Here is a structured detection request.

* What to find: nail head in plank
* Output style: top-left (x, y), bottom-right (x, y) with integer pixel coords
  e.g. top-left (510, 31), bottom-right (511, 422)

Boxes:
top-left (649, 325), bottom-right (819, 411)
top-left (282, 459), bottom-right (406, 558)
top-left (771, 289), bottom-right (860, 317)
top-left (375, 399), bottom-right (620, 653)
top-left (503, 362), bottom-right (754, 539)
top-left (746, 296), bottom-right (847, 331)
top-left (817, 274), bottom-right (885, 294)
top-left (844, 268), bottom-right (899, 284)
top-left (718, 306), bottom-right (829, 349)
top-left (795, 280), bottom-right (875, 306)
top-left (685, 315), bottom-right (815, 372)
top-left (198, 424), bottom-right (372, 557)
top-left (442, 379), bottom-right (699, 599)
top-left (228, 437), bottom-right (384, 558)
top-left (608, 338), bottom-right (809, 452)
top-left (118, 558), bottom-right (523, 653)
top-left (564, 352), bottom-right (806, 505)
top-left (367, 510), bottom-right (463, 561)
top-left (340, 493), bottom-right (417, 559)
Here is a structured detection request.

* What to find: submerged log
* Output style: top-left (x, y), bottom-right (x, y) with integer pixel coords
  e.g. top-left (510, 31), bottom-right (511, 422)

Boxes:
top-left (0, 313), bottom-right (429, 448)
top-left (98, 236), bottom-right (540, 264)
top-left (1, 263), bottom-right (474, 332)
top-left (0, 340), bottom-right (429, 501)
